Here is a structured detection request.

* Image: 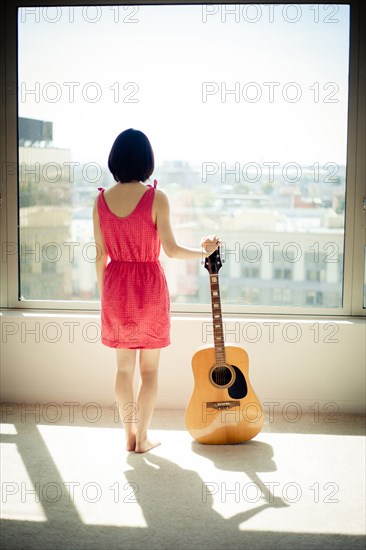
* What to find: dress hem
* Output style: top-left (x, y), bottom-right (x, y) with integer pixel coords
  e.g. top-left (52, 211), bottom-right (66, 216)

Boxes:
top-left (101, 337), bottom-right (171, 350)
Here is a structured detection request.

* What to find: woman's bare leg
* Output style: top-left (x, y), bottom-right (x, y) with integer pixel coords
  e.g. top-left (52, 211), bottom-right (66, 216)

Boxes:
top-left (135, 348), bottom-right (161, 453)
top-left (115, 349), bottom-right (137, 451)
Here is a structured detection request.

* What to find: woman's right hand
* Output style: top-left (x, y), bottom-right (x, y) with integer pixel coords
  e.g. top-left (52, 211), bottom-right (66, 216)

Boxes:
top-left (201, 235), bottom-right (221, 257)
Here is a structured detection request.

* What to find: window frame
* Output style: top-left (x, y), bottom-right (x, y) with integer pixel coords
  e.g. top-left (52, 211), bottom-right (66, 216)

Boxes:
top-left (0, 0), bottom-right (365, 317)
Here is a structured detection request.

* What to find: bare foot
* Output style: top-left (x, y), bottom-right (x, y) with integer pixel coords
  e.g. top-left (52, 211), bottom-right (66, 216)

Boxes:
top-left (134, 439), bottom-right (161, 453)
top-left (126, 433), bottom-right (136, 452)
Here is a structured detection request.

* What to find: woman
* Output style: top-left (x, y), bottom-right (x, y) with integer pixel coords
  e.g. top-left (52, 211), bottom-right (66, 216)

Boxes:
top-left (93, 128), bottom-right (220, 453)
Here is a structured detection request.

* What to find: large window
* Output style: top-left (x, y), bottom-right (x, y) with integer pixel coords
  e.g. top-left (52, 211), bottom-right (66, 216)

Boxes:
top-left (1, 1), bottom-right (365, 314)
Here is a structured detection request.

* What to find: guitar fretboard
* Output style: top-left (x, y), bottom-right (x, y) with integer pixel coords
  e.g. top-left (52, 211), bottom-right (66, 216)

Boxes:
top-left (209, 274), bottom-right (226, 367)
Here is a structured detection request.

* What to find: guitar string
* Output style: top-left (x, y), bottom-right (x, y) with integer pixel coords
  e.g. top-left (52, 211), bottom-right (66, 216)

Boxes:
top-left (210, 264), bottom-right (218, 385)
top-left (211, 269), bottom-right (224, 385)
top-left (208, 252), bottom-right (228, 386)
top-left (211, 271), bottom-right (219, 385)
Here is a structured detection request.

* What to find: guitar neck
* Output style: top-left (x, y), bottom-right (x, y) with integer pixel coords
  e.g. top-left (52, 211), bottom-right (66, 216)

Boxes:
top-left (209, 273), bottom-right (226, 366)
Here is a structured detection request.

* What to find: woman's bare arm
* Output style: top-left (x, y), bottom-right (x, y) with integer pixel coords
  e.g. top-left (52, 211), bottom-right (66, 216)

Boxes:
top-left (92, 197), bottom-right (109, 298)
top-left (155, 190), bottom-right (220, 259)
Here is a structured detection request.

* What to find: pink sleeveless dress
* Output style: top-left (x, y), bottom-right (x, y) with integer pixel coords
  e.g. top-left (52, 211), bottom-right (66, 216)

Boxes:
top-left (97, 179), bottom-right (170, 349)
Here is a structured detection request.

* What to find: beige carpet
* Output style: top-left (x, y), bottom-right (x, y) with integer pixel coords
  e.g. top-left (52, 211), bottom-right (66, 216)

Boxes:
top-left (0, 405), bottom-right (365, 549)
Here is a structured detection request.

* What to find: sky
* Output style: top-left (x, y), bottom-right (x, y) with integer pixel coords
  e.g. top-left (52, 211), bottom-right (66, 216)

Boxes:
top-left (17, 4), bottom-right (350, 169)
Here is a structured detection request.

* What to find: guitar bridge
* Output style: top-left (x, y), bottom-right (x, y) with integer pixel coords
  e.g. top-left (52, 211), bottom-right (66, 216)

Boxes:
top-left (206, 401), bottom-right (240, 410)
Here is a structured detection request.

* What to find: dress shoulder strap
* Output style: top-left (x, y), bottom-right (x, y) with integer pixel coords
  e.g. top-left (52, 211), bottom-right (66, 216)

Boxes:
top-left (147, 179), bottom-right (158, 190)
top-left (96, 187), bottom-right (107, 215)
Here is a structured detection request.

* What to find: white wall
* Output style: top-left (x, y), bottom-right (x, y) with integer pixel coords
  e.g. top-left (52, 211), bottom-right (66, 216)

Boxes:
top-left (0, 311), bottom-right (365, 415)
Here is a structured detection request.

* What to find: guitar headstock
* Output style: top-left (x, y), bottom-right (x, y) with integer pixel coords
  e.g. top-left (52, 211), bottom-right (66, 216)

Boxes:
top-left (204, 246), bottom-right (222, 275)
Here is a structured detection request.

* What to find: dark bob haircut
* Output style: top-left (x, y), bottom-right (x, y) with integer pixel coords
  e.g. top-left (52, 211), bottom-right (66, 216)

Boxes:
top-left (108, 128), bottom-right (154, 183)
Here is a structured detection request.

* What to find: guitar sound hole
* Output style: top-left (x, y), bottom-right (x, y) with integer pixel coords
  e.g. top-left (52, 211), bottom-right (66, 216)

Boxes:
top-left (211, 366), bottom-right (233, 387)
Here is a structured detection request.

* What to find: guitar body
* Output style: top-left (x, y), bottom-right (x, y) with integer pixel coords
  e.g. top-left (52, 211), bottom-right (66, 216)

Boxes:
top-left (185, 344), bottom-right (264, 444)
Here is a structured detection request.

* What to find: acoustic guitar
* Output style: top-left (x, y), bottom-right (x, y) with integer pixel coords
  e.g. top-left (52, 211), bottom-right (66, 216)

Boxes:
top-left (185, 247), bottom-right (264, 444)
